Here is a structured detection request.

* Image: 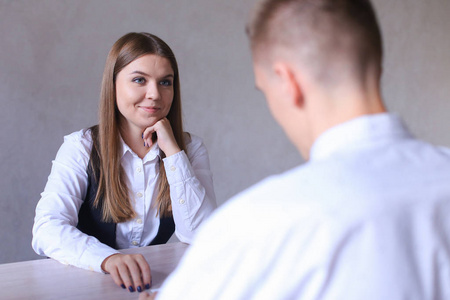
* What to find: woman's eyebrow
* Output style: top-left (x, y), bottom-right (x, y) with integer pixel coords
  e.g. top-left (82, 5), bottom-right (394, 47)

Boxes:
top-left (130, 70), bottom-right (149, 76)
top-left (130, 71), bottom-right (174, 78)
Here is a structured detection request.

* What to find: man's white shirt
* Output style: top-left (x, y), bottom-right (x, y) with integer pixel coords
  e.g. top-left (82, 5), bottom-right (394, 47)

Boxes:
top-left (157, 113), bottom-right (450, 300)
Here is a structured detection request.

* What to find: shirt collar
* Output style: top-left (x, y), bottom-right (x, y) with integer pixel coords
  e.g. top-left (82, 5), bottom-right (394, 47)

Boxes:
top-left (309, 113), bottom-right (413, 161)
top-left (120, 135), bottom-right (161, 162)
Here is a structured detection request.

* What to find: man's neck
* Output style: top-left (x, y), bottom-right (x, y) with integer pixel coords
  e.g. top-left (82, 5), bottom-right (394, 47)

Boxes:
top-left (300, 87), bottom-right (386, 160)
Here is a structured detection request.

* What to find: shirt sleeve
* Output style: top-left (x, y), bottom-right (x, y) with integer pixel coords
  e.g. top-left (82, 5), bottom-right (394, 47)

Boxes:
top-left (162, 134), bottom-right (216, 243)
top-left (31, 130), bottom-right (119, 273)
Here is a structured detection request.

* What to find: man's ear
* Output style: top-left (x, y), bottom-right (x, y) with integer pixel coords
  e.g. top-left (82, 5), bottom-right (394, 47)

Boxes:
top-left (273, 62), bottom-right (304, 109)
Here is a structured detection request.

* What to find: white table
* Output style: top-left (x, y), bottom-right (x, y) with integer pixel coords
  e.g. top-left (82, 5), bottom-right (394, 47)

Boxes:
top-left (0, 242), bottom-right (188, 300)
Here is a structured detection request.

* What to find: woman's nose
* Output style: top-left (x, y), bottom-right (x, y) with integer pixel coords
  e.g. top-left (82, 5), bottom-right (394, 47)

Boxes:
top-left (145, 83), bottom-right (160, 100)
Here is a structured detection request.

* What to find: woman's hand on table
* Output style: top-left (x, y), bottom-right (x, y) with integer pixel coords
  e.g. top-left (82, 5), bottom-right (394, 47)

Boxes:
top-left (101, 253), bottom-right (152, 293)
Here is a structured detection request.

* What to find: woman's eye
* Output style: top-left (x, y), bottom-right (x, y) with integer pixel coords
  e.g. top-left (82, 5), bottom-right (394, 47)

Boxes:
top-left (133, 77), bottom-right (146, 84)
top-left (160, 80), bottom-right (172, 86)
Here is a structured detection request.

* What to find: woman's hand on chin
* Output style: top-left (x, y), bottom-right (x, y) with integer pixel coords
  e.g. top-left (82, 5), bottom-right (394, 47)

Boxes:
top-left (142, 118), bottom-right (181, 157)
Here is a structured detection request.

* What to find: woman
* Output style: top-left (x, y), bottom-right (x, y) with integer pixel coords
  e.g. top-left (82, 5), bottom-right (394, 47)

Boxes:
top-left (32, 32), bottom-right (216, 293)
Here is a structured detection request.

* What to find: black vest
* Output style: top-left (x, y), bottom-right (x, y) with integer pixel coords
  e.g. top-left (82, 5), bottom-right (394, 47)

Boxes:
top-left (76, 132), bottom-right (175, 249)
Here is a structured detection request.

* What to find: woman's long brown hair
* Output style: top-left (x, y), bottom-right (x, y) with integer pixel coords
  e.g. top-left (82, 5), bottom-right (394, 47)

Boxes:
top-left (92, 32), bottom-right (185, 223)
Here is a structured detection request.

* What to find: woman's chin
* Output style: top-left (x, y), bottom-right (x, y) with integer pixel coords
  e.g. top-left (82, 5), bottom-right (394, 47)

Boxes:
top-left (141, 121), bottom-right (158, 129)
top-left (136, 117), bottom-right (158, 128)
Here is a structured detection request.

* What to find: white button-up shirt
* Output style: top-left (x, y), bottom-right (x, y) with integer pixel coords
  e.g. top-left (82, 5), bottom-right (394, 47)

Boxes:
top-left (32, 129), bottom-right (216, 273)
top-left (157, 113), bottom-right (450, 300)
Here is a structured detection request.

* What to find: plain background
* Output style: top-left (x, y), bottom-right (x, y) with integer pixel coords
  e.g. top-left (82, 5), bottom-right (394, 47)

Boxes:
top-left (0, 0), bottom-right (449, 264)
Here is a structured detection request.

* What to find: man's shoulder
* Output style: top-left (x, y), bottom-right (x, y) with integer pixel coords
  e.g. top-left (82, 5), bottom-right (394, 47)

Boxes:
top-left (230, 164), bottom-right (311, 205)
top-left (202, 164), bottom-right (318, 236)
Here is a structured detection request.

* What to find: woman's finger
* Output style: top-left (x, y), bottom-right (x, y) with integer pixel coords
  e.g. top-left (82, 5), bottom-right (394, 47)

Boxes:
top-left (142, 126), bottom-right (155, 140)
top-left (124, 255), bottom-right (145, 292)
top-left (108, 264), bottom-right (126, 289)
top-left (142, 127), bottom-right (156, 148)
top-left (117, 257), bottom-right (135, 292)
top-left (135, 254), bottom-right (152, 289)
top-left (102, 254), bottom-right (129, 290)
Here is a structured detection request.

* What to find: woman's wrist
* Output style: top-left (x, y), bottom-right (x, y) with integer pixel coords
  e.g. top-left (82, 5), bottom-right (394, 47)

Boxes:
top-left (163, 145), bottom-right (181, 157)
top-left (101, 253), bottom-right (120, 273)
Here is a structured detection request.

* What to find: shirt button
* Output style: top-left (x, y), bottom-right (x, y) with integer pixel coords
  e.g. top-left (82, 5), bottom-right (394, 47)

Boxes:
top-left (179, 199), bottom-right (185, 204)
top-left (136, 167), bottom-right (142, 173)
top-left (136, 192), bottom-right (143, 198)
top-left (136, 218), bottom-right (143, 224)
top-left (132, 241), bottom-right (138, 246)
top-left (170, 166), bottom-right (176, 172)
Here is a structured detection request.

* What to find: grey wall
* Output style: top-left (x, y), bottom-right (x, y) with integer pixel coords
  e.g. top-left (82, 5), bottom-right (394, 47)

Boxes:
top-left (0, 0), bottom-right (449, 264)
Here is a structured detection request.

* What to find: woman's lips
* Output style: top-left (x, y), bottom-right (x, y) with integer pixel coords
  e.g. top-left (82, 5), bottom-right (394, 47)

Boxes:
top-left (140, 106), bottom-right (160, 113)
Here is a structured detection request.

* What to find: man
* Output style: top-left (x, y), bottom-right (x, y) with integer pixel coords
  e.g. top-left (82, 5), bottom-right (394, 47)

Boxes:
top-left (142, 0), bottom-right (450, 299)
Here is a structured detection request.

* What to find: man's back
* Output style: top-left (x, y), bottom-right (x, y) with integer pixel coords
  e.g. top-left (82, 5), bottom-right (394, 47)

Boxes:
top-left (156, 113), bottom-right (450, 300)
top-left (271, 113), bottom-right (450, 298)
top-left (151, 2), bottom-right (450, 299)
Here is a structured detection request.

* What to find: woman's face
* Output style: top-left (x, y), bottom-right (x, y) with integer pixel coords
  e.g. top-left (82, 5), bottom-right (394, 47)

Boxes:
top-left (115, 54), bottom-right (174, 133)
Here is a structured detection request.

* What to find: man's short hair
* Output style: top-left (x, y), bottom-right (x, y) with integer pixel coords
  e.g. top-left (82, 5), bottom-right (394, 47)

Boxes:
top-left (247, 0), bottom-right (383, 85)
